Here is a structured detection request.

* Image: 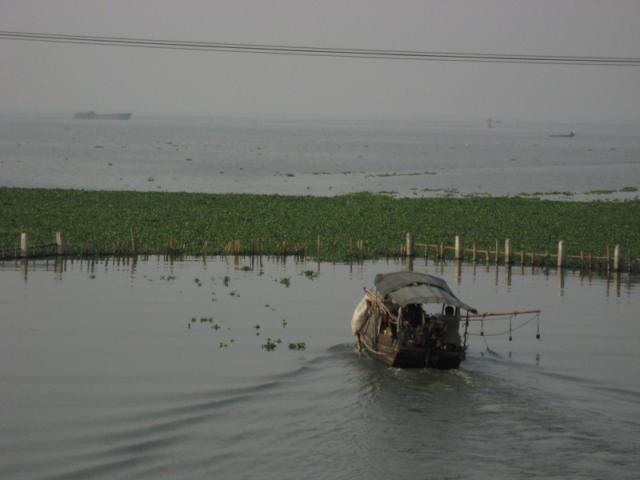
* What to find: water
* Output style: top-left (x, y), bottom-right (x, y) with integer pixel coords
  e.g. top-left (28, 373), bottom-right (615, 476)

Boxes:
top-left (1, 114), bottom-right (639, 199)
top-left (1, 257), bottom-right (639, 479)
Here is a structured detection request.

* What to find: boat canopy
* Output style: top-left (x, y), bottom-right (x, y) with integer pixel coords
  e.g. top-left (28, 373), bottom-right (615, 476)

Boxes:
top-left (374, 271), bottom-right (477, 313)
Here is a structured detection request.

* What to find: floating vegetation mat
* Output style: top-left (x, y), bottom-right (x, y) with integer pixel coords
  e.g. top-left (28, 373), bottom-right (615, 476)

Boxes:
top-left (1, 187), bottom-right (639, 261)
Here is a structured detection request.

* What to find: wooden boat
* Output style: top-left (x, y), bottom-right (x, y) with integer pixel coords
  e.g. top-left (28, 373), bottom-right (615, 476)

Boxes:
top-left (352, 271), bottom-right (477, 369)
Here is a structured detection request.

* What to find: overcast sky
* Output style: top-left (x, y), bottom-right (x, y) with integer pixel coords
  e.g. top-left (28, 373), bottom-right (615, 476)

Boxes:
top-left (1, 0), bottom-right (639, 122)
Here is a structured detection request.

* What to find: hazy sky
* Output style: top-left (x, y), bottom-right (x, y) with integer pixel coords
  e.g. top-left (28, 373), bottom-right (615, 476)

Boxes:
top-left (1, 0), bottom-right (639, 122)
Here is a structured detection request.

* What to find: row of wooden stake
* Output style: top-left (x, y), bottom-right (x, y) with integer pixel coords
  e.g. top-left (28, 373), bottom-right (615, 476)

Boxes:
top-left (6, 231), bottom-right (636, 272)
top-left (406, 233), bottom-right (632, 272)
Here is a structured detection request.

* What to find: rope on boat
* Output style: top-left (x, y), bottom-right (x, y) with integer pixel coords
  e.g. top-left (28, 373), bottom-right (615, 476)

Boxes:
top-left (509, 314), bottom-right (513, 341)
top-left (467, 309), bottom-right (541, 319)
top-left (468, 311), bottom-right (541, 338)
top-left (363, 288), bottom-right (399, 323)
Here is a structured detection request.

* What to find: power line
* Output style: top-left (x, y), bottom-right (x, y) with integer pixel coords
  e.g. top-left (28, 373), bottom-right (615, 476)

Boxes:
top-left (1, 30), bottom-right (639, 66)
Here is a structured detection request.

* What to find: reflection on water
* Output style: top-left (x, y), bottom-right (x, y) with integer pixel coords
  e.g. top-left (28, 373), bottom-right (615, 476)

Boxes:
top-left (1, 256), bottom-right (639, 479)
top-left (10, 255), bottom-right (640, 299)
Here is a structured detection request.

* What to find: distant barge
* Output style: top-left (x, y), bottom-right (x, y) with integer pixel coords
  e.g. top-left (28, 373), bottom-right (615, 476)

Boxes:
top-left (74, 111), bottom-right (132, 120)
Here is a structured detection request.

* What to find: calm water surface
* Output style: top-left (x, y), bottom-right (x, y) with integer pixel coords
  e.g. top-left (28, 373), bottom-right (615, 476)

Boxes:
top-left (1, 114), bottom-right (639, 199)
top-left (1, 257), bottom-right (639, 479)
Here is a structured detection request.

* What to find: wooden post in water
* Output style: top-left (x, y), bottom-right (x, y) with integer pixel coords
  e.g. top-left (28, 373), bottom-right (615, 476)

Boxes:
top-left (472, 241), bottom-right (477, 264)
top-left (504, 239), bottom-right (512, 265)
top-left (613, 244), bottom-right (621, 272)
top-left (20, 232), bottom-right (28, 258)
top-left (316, 234), bottom-right (321, 258)
top-left (405, 232), bottom-right (414, 258)
top-left (55, 232), bottom-right (63, 256)
top-left (495, 239), bottom-right (499, 265)
top-left (557, 240), bottom-right (565, 269)
top-left (130, 226), bottom-right (137, 254)
top-left (454, 235), bottom-right (462, 261)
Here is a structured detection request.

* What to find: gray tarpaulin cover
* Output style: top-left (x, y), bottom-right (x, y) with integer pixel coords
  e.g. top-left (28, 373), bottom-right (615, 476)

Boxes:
top-left (374, 271), bottom-right (476, 312)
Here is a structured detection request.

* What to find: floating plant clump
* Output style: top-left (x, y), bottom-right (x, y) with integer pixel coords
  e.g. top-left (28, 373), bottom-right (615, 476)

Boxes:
top-left (262, 338), bottom-right (277, 351)
top-left (288, 342), bottom-right (306, 351)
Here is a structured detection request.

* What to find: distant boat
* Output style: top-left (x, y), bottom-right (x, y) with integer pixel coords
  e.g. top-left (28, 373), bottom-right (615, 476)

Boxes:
top-left (549, 130), bottom-right (575, 138)
top-left (74, 111), bottom-right (132, 120)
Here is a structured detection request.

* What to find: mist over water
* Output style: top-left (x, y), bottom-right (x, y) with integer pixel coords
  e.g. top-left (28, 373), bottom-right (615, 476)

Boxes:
top-left (1, 257), bottom-right (639, 479)
top-left (1, 114), bottom-right (639, 199)
top-left (1, 112), bottom-right (639, 478)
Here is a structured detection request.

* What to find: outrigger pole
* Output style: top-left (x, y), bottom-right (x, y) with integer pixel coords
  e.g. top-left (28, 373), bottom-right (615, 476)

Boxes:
top-left (467, 310), bottom-right (541, 318)
top-left (463, 310), bottom-right (542, 349)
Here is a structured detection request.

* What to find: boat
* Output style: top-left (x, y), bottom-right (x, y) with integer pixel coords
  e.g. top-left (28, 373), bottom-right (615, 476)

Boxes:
top-left (74, 111), bottom-right (132, 120)
top-left (549, 130), bottom-right (575, 137)
top-left (351, 271), bottom-right (477, 369)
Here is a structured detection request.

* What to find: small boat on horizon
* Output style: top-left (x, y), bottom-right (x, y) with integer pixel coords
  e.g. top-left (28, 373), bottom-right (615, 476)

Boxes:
top-left (74, 111), bottom-right (132, 120)
top-left (549, 130), bottom-right (575, 137)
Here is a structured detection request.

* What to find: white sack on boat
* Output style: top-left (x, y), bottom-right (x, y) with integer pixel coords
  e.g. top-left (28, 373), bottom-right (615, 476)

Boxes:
top-left (351, 296), bottom-right (368, 335)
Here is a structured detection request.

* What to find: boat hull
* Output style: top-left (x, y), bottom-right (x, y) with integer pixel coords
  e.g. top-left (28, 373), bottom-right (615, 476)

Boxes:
top-left (360, 334), bottom-right (463, 369)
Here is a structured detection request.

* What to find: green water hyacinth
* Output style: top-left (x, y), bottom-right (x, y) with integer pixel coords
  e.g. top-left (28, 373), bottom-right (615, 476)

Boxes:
top-left (1, 187), bottom-right (639, 262)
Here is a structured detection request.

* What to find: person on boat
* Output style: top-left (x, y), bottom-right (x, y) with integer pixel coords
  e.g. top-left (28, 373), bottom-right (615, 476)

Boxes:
top-left (441, 306), bottom-right (461, 346)
top-left (385, 302), bottom-right (399, 338)
top-left (404, 304), bottom-right (422, 328)
top-left (398, 304), bottom-right (423, 345)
